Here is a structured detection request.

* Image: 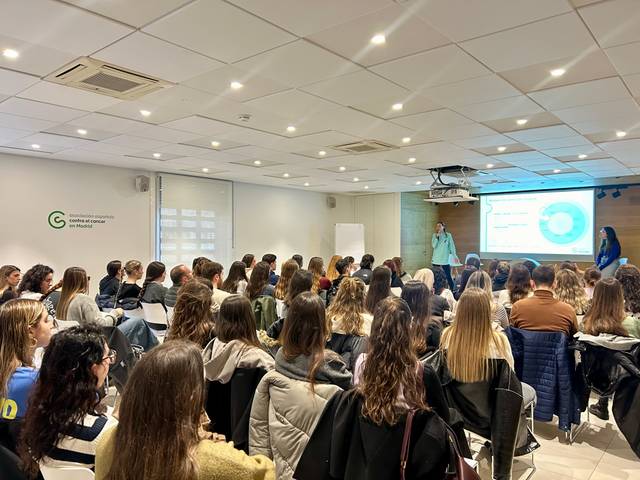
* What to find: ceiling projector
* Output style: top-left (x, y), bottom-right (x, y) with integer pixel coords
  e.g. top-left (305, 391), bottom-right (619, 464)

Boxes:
top-left (423, 167), bottom-right (479, 204)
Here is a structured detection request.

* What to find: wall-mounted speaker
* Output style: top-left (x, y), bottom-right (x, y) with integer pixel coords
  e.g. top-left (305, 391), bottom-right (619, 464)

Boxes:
top-left (135, 175), bottom-right (150, 192)
top-left (326, 196), bottom-right (337, 208)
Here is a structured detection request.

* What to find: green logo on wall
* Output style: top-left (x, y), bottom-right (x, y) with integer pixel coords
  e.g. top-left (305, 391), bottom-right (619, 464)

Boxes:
top-left (48, 211), bottom-right (66, 229)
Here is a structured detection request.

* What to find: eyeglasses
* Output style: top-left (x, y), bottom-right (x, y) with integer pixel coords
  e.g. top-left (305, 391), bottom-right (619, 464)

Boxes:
top-left (102, 349), bottom-right (117, 365)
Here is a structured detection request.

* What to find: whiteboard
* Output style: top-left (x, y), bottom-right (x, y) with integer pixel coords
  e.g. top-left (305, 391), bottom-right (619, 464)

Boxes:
top-left (335, 223), bottom-right (365, 261)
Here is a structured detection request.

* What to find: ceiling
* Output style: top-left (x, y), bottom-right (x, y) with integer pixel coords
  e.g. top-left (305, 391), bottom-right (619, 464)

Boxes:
top-left (1, 0), bottom-right (640, 194)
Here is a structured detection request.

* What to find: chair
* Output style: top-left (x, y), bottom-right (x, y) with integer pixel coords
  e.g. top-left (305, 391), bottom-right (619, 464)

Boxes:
top-left (39, 464), bottom-right (94, 480)
top-left (141, 302), bottom-right (168, 331)
top-left (123, 306), bottom-right (144, 320)
top-left (0, 444), bottom-right (26, 480)
top-left (102, 326), bottom-right (142, 393)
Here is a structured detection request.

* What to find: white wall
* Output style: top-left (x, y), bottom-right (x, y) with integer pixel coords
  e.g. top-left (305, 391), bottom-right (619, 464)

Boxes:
top-left (0, 153), bottom-right (155, 296)
top-left (233, 182), bottom-right (355, 270)
top-left (354, 193), bottom-right (401, 265)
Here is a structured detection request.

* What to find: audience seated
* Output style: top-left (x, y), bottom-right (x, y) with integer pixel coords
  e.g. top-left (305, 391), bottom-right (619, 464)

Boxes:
top-left (246, 262), bottom-right (275, 300)
top-left (325, 277), bottom-right (369, 370)
top-left (291, 254), bottom-right (303, 269)
top-left (17, 264), bottom-right (56, 317)
top-left (267, 269), bottom-right (314, 341)
top-left (392, 256), bottom-right (412, 284)
top-left (138, 261), bottom-right (167, 305)
top-left (510, 265), bottom-right (578, 336)
top-left (428, 288), bottom-right (538, 480)
top-left (274, 259), bottom-right (299, 306)
top-left (433, 266), bottom-right (457, 312)
top-left (352, 254), bottom-right (374, 285)
top-left (200, 261), bottom-right (230, 308)
top-left (487, 258), bottom-right (500, 279)
top-left (555, 269), bottom-right (590, 316)
top-left (56, 267), bottom-right (122, 326)
top-left (454, 254), bottom-right (481, 300)
top-left (325, 255), bottom-right (342, 283)
top-left (497, 263), bottom-right (532, 308)
top-left (492, 261), bottom-right (510, 292)
top-left (261, 254), bottom-right (279, 286)
top-left (116, 260), bottom-right (143, 309)
top-left (343, 256), bottom-right (356, 276)
top-left (249, 292), bottom-right (351, 479)
top-left (165, 263), bottom-right (192, 308)
top-left (466, 270), bottom-right (509, 329)
top-left (221, 261), bottom-right (249, 295)
top-left (0, 300), bottom-right (52, 452)
top-left (166, 280), bottom-right (215, 348)
top-left (583, 266), bottom-right (601, 299)
top-left (383, 259), bottom-right (404, 288)
top-left (298, 296), bottom-right (451, 480)
top-left (192, 256), bottom-right (212, 278)
top-left (326, 258), bottom-right (351, 305)
top-left (615, 264), bottom-right (640, 338)
top-left (401, 280), bottom-right (442, 356)
top-left (98, 261), bottom-right (122, 297)
top-left (20, 325), bottom-right (117, 473)
top-left (0, 265), bottom-right (21, 306)
top-left (96, 340), bottom-right (275, 480)
top-left (365, 266), bottom-right (392, 314)
top-left (307, 256), bottom-right (331, 292)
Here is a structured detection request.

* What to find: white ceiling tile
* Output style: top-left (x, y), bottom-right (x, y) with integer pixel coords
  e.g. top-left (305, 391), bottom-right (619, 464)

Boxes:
top-left (452, 134), bottom-right (518, 149)
top-left (96, 32), bottom-right (224, 83)
top-left (20, 132), bottom-right (96, 148)
top-left (127, 125), bottom-right (198, 143)
top-left (543, 171), bottom-right (593, 181)
top-left (552, 99), bottom-right (640, 124)
top-left (352, 94), bottom-right (441, 120)
top-left (524, 135), bottom-right (592, 150)
top-left (413, 123), bottom-right (497, 143)
top-left (17, 81), bottom-right (122, 111)
top-left (370, 44), bottom-right (490, 90)
top-left (61, 0), bottom-right (193, 28)
top-left (0, 127), bottom-right (32, 144)
top-left (143, 0), bottom-right (295, 63)
top-left (102, 134), bottom-right (168, 150)
top-left (492, 151), bottom-right (554, 164)
top-left (301, 70), bottom-right (408, 107)
top-left (0, 69), bottom-right (39, 96)
top-left (453, 96), bottom-right (544, 122)
top-left (3, 141), bottom-right (65, 154)
top-left (98, 100), bottom-right (191, 125)
top-left (199, 102), bottom-right (291, 136)
top-left (579, 0), bottom-right (640, 48)
top-left (234, 40), bottom-right (361, 89)
top-left (491, 167), bottom-right (544, 180)
top-left (605, 41), bottom-right (640, 76)
top-left (0, 98), bottom-right (86, 122)
top-left (528, 77), bottom-right (630, 111)
top-left (225, 0), bottom-right (391, 37)
top-left (540, 145), bottom-right (604, 157)
top-left (295, 131), bottom-right (363, 147)
top-left (66, 113), bottom-right (149, 134)
top-left (0, 34), bottom-right (77, 76)
top-left (506, 125), bottom-right (579, 143)
top-left (460, 13), bottom-right (596, 71)
top-left (0, 0), bottom-right (132, 56)
top-left (0, 112), bottom-right (57, 132)
top-left (184, 65), bottom-right (290, 102)
top-left (43, 124), bottom-right (118, 141)
top-left (421, 75), bottom-right (521, 108)
top-left (307, 4), bottom-right (450, 67)
top-left (76, 141), bottom-right (140, 156)
top-left (161, 116), bottom-right (240, 136)
top-left (391, 109), bottom-right (473, 130)
top-left (155, 144), bottom-right (213, 157)
top-left (243, 90), bottom-right (337, 120)
top-left (415, 0), bottom-right (573, 42)
top-left (597, 138), bottom-right (640, 155)
top-left (625, 74), bottom-right (640, 97)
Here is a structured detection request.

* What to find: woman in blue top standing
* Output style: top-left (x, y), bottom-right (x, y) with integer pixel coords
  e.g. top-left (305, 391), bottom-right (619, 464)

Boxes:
top-left (596, 226), bottom-right (622, 278)
top-left (431, 221), bottom-right (457, 291)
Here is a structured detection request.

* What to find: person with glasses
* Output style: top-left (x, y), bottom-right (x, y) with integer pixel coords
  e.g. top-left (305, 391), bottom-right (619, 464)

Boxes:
top-left (19, 325), bottom-right (118, 474)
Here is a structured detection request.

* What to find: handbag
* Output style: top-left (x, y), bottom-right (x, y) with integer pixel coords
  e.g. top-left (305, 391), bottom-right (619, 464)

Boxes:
top-left (400, 362), bottom-right (480, 480)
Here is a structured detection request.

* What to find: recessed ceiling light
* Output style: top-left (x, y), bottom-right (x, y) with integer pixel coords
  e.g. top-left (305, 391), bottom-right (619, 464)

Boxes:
top-left (152, 153), bottom-right (161, 158)
top-left (550, 68), bottom-right (566, 77)
top-left (139, 109), bottom-right (151, 117)
top-left (497, 146), bottom-right (507, 152)
top-left (2, 48), bottom-right (19, 59)
top-left (353, 177), bottom-right (359, 182)
top-left (76, 129), bottom-right (87, 135)
top-left (303, 182), bottom-right (310, 187)
top-left (578, 154), bottom-right (587, 159)
top-left (516, 119), bottom-right (528, 126)
top-left (415, 180), bottom-right (422, 185)
top-left (286, 125), bottom-right (296, 133)
top-left (339, 166), bottom-right (346, 171)
top-left (370, 33), bottom-right (386, 45)
top-left (553, 169), bottom-right (562, 173)
top-left (402, 137), bottom-right (411, 144)
top-left (283, 173), bottom-right (290, 178)
top-left (486, 163), bottom-right (494, 168)
top-left (364, 185), bottom-right (369, 190)
top-left (318, 150), bottom-right (326, 156)
top-left (210, 141), bottom-right (220, 148)
top-left (392, 103), bottom-right (403, 111)
top-left (31, 144), bottom-right (40, 149)
top-left (408, 157), bottom-right (416, 163)
top-left (253, 160), bottom-right (262, 165)
top-left (616, 130), bottom-right (627, 138)
top-left (230, 81), bottom-right (244, 90)
top-left (202, 168), bottom-right (209, 173)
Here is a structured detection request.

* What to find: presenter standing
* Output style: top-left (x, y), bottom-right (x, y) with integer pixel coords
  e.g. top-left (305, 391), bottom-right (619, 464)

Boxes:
top-left (596, 226), bottom-right (622, 278)
top-left (432, 221), bottom-right (457, 291)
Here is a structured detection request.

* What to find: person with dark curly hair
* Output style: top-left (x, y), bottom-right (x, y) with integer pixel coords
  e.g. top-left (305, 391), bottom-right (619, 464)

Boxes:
top-left (17, 264), bottom-right (56, 316)
top-left (19, 325), bottom-right (117, 474)
top-left (615, 264), bottom-right (640, 338)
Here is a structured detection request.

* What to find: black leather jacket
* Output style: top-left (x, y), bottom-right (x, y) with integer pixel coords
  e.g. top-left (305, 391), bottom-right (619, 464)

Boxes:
top-left (426, 352), bottom-right (523, 480)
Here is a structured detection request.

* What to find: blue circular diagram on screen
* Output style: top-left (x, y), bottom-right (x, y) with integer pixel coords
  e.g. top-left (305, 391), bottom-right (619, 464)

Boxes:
top-left (539, 202), bottom-right (588, 244)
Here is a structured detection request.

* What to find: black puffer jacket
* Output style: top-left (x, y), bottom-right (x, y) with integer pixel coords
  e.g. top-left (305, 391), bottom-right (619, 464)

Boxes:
top-left (326, 333), bottom-right (368, 372)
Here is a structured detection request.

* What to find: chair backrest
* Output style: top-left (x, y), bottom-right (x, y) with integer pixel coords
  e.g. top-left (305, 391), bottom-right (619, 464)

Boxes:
top-left (275, 299), bottom-right (285, 319)
top-left (0, 444), bottom-right (26, 480)
top-left (166, 306), bottom-right (175, 323)
top-left (123, 307), bottom-right (144, 320)
top-left (39, 463), bottom-right (95, 480)
top-left (141, 303), bottom-right (168, 329)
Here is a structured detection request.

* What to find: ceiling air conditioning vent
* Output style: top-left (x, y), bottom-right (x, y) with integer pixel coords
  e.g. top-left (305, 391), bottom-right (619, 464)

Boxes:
top-left (45, 57), bottom-right (171, 100)
top-left (331, 140), bottom-right (397, 154)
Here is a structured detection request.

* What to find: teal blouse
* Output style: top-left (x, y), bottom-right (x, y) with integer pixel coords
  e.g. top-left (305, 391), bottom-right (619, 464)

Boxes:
top-left (431, 232), bottom-right (457, 265)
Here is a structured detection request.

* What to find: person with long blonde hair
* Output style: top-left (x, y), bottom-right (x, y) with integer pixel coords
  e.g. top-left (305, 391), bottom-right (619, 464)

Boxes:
top-left (56, 267), bottom-right (122, 326)
top-left (325, 277), bottom-right (369, 370)
top-left (555, 269), bottom-right (590, 316)
top-left (274, 259), bottom-right (299, 301)
top-left (307, 257), bottom-right (330, 293)
top-left (325, 255), bottom-right (343, 282)
top-left (166, 280), bottom-right (215, 348)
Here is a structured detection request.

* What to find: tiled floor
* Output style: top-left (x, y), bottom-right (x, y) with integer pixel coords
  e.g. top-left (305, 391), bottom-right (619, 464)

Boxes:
top-left (469, 406), bottom-right (639, 480)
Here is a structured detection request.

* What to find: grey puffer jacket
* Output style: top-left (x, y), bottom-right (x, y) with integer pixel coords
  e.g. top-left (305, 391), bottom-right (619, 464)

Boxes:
top-left (249, 349), bottom-right (352, 480)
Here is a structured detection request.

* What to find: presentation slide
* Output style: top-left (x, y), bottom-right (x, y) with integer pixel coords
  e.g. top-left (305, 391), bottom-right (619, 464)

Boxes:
top-left (480, 189), bottom-right (594, 260)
